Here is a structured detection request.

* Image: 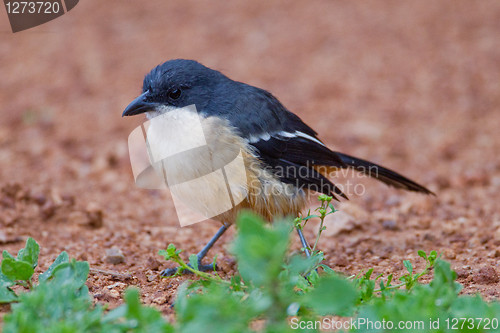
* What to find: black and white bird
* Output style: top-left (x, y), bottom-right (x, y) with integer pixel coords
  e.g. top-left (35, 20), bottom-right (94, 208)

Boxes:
top-left (122, 59), bottom-right (433, 276)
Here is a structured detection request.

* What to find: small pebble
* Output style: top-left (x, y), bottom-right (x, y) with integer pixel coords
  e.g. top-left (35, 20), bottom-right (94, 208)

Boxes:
top-left (152, 295), bottom-right (168, 305)
top-left (105, 247), bottom-right (125, 264)
top-left (146, 256), bottom-right (161, 271)
top-left (107, 282), bottom-right (126, 289)
top-left (108, 289), bottom-right (120, 298)
top-left (423, 233), bottom-right (435, 241)
top-left (31, 192), bottom-right (47, 205)
top-left (0, 231), bottom-right (22, 244)
top-left (443, 249), bottom-right (456, 259)
top-left (382, 220), bottom-right (397, 230)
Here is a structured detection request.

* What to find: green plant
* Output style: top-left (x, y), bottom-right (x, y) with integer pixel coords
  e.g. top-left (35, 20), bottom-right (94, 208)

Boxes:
top-left (1, 237), bottom-right (41, 301)
top-left (353, 249), bottom-right (439, 304)
top-left (295, 194), bottom-right (336, 256)
top-left (353, 260), bottom-right (500, 332)
top-left (1, 238), bottom-right (174, 333)
top-left (166, 212), bottom-right (358, 332)
top-left (2, 199), bottom-right (500, 333)
top-left (158, 244), bottom-right (223, 283)
top-left (161, 208), bottom-right (500, 333)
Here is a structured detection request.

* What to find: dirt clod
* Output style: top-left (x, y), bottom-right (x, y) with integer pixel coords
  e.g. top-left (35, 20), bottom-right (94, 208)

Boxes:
top-left (455, 269), bottom-right (469, 279)
top-left (85, 203), bottom-right (104, 228)
top-left (41, 200), bottom-right (57, 219)
top-left (443, 249), bottom-right (456, 260)
top-left (334, 255), bottom-right (349, 267)
top-left (473, 266), bottom-right (500, 285)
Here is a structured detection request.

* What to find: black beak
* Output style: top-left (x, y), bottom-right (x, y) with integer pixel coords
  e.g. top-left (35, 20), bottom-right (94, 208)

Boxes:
top-left (122, 91), bottom-right (158, 117)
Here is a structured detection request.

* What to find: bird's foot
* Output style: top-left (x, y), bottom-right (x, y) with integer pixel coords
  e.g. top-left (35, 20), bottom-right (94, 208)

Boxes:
top-left (160, 263), bottom-right (217, 277)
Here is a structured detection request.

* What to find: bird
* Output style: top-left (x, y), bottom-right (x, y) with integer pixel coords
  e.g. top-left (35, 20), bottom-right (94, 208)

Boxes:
top-left (122, 59), bottom-right (433, 276)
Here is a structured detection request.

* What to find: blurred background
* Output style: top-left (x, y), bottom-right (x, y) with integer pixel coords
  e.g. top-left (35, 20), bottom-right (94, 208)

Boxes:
top-left (1, 1), bottom-right (499, 308)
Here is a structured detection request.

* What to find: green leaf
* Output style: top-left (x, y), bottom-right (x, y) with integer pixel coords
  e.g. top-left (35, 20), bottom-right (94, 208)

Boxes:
top-left (232, 212), bottom-right (291, 287)
top-left (328, 203), bottom-right (336, 213)
top-left (428, 250), bottom-right (438, 265)
top-left (403, 260), bottom-right (413, 274)
top-left (320, 264), bottom-right (337, 276)
top-left (39, 251), bottom-right (69, 283)
top-left (0, 285), bottom-right (18, 303)
top-left (317, 194), bottom-right (332, 202)
top-left (189, 254), bottom-right (199, 271)
top-left (175, 282), bottom-right (255, 333)
top-left (0, 272), bottom-right (14, 287)
top-left (1, 257), bottom-right (34, 281)
top-left (212, 254), bottom-right (218, 272)
top-left (16, 237), bottom-right (40, 268)
top-left (158, 249), bottom-right (168, 258)
top-left (303, 275), bottom-right (358, 316)
top-left (159, 244), bottom-right (182, 261)
top-left (2, 250), bottom-right (15, 261)
top-left (3, 261), bottom-right (102, 332)
top-left (417, 250), bottom-right (427, 261)
top-left (386, 273), bottom-right (393, 286)
top-left (109, 288), bottom-right (174, 332)
top-left (364, 268), bottom-right (374, 279)
top-left (302, 214), bottom-right (320, 220)
top-left (51, 259), bottom-right (89, 288)
top-left (124, 288), bottom-right (141, 318)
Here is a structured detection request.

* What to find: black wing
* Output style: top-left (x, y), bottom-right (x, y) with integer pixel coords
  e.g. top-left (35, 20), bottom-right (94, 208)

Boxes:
top-left (249, 134), bottom-right (349, 200)
top-left (220, 83), bottom-right (433, 197)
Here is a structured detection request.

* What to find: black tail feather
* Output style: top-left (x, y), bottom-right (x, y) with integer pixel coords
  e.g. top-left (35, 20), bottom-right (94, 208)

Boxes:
top-left (335, 152), bottom-right (434, 195)
top-left (269, 158), bottom-right (349, 201)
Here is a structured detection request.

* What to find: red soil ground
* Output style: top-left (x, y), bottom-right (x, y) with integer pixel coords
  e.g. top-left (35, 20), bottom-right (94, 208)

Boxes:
top-left (1, 0), bottom-right (499, 316)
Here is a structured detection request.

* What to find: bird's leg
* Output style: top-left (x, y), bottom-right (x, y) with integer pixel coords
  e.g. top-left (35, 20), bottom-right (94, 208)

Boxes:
top-left (161, 224), bottom-right (230, 276)
top-left (296, 227), bottom-right (311, 257)
top-left (194, 224), bottom-right (229, 268)
top-left (297, 226), bottom-right (323, 279)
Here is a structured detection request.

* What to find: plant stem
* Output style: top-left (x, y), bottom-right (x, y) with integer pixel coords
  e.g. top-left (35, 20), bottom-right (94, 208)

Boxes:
top-left (373, 261), bottom-right (433, 292)
top-left (173, 256), bottom-right (228, 283)
top-left (311, 200), bottom-right (329, 254)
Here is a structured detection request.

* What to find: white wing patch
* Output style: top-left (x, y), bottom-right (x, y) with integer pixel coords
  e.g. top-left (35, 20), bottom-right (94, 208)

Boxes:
top-left (289, 131), bottom-right (326, 147)
top-left (246, 130), bottom-right (326, 147)
top-left (248, 133), bottom-right (271, 143)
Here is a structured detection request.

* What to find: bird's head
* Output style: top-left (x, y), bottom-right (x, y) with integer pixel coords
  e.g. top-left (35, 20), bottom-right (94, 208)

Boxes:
top-left (122, 59), bottom-right (225, 118)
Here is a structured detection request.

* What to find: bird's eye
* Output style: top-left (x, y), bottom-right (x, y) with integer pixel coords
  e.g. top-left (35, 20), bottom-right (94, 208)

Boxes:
top-left (168, 88), bottom-right (182, 100)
